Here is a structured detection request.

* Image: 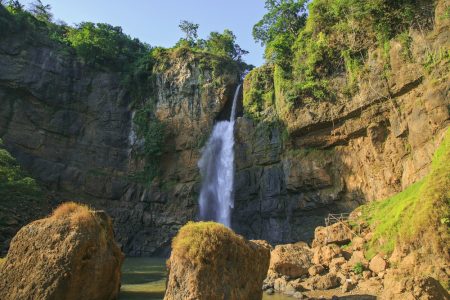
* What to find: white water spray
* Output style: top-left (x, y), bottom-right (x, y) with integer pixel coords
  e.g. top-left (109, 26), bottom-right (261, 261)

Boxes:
top-left (198, 84), bottom-right (241, 227)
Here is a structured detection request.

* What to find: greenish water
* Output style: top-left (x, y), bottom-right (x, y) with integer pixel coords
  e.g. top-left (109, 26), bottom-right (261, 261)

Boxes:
top-left (120, 257), bottom-right (291, 300)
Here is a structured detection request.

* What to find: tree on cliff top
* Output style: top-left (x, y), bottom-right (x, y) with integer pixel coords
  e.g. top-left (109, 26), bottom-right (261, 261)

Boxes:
top-left (29, 0), bottom-right (52, 22)
top-left (179, 20), bottom-right (199, 45)
top-left (253, 0), bottom-right (308, 66)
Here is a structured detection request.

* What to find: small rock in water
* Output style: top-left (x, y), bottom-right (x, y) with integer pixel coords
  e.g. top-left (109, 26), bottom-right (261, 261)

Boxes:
top-left (265, 288), bottom-right (275, 295)
top-left (293, 291), bottom-right (305, 299)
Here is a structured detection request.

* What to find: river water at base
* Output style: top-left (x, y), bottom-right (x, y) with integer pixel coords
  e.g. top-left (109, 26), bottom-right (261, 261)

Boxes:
top-left (119, 257), bottom-right (291, 300)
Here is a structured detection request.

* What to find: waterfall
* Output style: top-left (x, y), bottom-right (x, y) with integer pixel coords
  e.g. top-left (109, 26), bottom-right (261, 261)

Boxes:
top-left (198, 84), bottom-right (241, 227)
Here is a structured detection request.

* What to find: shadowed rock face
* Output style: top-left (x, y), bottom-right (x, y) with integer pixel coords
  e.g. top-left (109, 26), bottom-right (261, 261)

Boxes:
top-left (0, 208), bottom-right (124, 300)
top-left (0, 28), bottom-right (239, 255)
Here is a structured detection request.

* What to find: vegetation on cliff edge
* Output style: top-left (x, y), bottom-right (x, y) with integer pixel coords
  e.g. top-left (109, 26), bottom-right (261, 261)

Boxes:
top-left (359, 128), bottom-right (450, 260)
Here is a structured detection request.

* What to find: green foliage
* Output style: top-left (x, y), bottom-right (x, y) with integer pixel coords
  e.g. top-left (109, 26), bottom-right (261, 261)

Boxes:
top-left (132, 103), bottom-right (167, 184)
top-left (353, 262), bottom-right (364, 274)
top-left (29, 0), bottom-right (52, 22)
top-left (397, 31), bottom-right (413, 61)
top-left (360, 128), bottom-right (450, 257)
top-left (423, 47), bottom-right (450, 74)
top-left (178, 20), bottom-right (199, 44)
top-left (243, 65), bottom-right (275, 119)
top-left (65, 22), bottom-right (150, 70)
top-left (0, 139), bottom-right (43, 206)
top-left (253, 0), bottom-right (308, 66)
top-left (255, 0), bottom-right (436, 104)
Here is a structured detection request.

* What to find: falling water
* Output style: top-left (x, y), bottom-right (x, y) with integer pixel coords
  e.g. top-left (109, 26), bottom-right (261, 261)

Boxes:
top-left (198, 84), bottom-right (241, 227)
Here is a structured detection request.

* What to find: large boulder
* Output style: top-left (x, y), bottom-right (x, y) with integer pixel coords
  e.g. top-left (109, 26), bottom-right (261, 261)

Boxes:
top-left (0, 202), bottom-right (124, 300)
top-left (312, 244), bottom-right (343, 267)
top-left (269, 242), bottom-right (313, 278)
top-left (381, 273), bottom-right (450, 300)
top-left (312, 222), bottom-right (354, 247)
top-left (164, 221), bottom-right (270, 300)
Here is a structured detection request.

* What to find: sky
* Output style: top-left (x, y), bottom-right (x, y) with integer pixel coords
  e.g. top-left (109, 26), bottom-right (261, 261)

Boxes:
top-left (21, 0), bottom-right (268, 66)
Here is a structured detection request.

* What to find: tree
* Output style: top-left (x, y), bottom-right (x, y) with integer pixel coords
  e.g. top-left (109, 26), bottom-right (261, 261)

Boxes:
top-left (206, 29), bottom-right (248, 61)
top-left (253, 0), bottom-right (308, 46)
top-left (29, 0), bottom-right (52, 22)
top-left (6, 0), bottom-right (24, 12)
top-left (178, 20), bottom-right (199, 44)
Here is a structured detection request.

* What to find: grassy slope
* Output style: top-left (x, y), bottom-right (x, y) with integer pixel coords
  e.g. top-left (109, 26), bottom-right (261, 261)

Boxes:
top-left (359, 128), bottom-right (450, 258)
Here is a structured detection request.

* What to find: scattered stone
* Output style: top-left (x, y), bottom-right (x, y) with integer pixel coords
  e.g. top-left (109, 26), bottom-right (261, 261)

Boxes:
top-left (0, 204), bottom-right (124, 300)
top-left (293, 291), bottom-right (305, 299)
top-left (329, 257), bottom-right (347, 273)
top-left (304, 273), bottom-right (341, 290)
top-left (351, 236), bottom-right (365, 251)
top-left (164, 222), bottom-right (270, 300)
top-left (274, 277), bottom-right (289, 292)
top-left (348, 250), bottom-right (369, 268)
top-left (312, 222), bottom-right (354, 247)
top-left (265, 288), bottom-right (275, 295)
top-left (341, 280), bottom-right (354, 293)
top-left (308, 264), bottom-right (325, 276)
top-left (313, 244), bottom-right (343, 266)
top-left (362, 270), bottom-right (372, 280)
top-left (369, 254), bottom-right (387, 274)
top-left (269, 242), bottom-right (313, 278)
top-left (357, 278), bottom-right (383, 294)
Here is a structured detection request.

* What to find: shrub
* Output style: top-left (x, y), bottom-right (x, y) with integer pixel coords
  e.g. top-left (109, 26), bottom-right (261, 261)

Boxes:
top-left (52, 202), bottom-right (95, 226)
top-left (353, 262), bottom-right (364, 274)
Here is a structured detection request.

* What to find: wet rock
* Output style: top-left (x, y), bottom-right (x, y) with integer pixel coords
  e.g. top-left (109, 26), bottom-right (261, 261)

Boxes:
top-left (164, 222), bottom-right (270, 300)
top-left (0, 203), bottom-right (124, 300)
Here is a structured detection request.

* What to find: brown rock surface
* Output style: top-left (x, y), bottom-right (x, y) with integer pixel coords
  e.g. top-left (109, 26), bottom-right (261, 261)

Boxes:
top-left (312, 223), bottom-right (354, 247)
top-left (164, 221), bottom-right (270, 300)
top-left (304, 273), bottom-right (340, 290)
top-left (381, 273), bottom-right (450, 300)
top-left (312, 244), bottom-right (343, 266)
top-left (0, 203), bottom-right (124, 300)
top-left (369, 254), bottom-right (387, 274)
top-left (269, 242), bottom-right (313, 278)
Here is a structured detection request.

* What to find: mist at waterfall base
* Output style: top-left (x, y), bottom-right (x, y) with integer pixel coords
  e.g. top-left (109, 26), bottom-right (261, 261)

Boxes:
top-left (198, 85), bottom-right (241, 228)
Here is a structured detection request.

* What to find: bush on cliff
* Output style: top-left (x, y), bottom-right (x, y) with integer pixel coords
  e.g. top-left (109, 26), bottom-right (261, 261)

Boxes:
top-left (253, 0), bottom-right (436, 103)
top-left (0, 139), bottom-right (43, 207)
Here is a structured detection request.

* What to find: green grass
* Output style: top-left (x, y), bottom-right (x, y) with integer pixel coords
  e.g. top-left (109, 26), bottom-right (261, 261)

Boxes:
top-left (359, 128), bottom-right (450, 258)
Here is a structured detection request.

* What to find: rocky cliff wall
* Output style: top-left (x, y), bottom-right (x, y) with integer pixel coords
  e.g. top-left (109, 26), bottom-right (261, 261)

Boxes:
top-left (232, 1), bottom-right (449, 243)
top-left (0, 1), bottom-right (448, 255)
top-left (0, 30), bottom-right (239, 255)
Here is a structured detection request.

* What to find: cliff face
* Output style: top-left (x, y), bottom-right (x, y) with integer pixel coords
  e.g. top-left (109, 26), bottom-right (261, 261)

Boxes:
top-left (232, 1), bottom-right (449, 243)
top-left (0, 29), bottom-right (239, 255)
top-left (0, 2), bottom-right (448, 254)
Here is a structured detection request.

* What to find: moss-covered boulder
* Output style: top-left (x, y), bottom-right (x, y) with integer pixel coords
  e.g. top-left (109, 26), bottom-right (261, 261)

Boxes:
top-left (0, 202), bottom-right (124, 300)
top-left (164, 221), bottom-right (270, 300)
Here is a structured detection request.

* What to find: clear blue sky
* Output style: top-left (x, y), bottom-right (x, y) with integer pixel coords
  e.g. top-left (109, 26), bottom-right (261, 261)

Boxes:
top-left (22, 0), bottom-right (267, 66)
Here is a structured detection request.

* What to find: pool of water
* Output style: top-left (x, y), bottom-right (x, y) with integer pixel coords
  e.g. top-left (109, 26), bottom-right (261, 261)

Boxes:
top-left (119, 257), bottom-right (292, 300)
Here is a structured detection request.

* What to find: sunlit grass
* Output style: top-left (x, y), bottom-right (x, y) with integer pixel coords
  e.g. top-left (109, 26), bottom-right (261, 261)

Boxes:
top-left (359, 128), bottom-right (450, 258)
